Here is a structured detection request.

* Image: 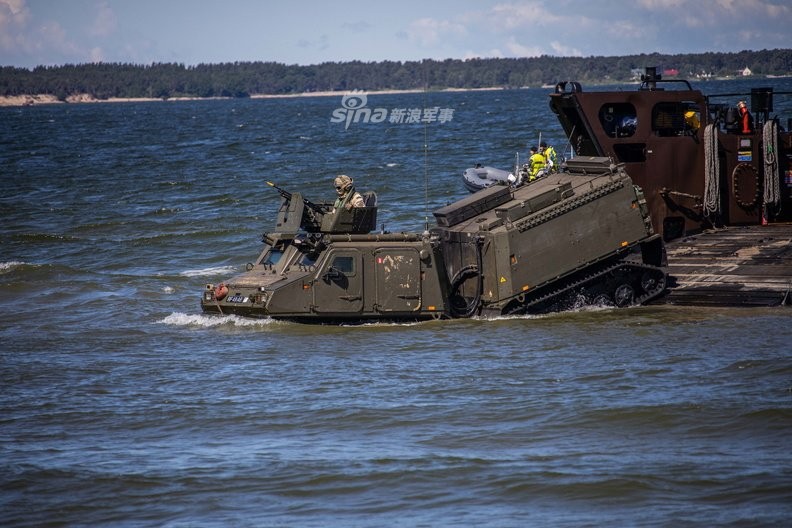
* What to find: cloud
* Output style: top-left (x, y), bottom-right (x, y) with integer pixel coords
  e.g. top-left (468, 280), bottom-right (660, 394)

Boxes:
top-left (37, 21), bottom-right (82, 57)
top-left (0, 0), bottom-right (27, 20)
top-left (464, 2), bottom-right (584, 58)
top-left (637, 0), bottom-right (791, 28)
top-left (0, 0), bottom-right (29, 50)
top-left (341, 20), bottom-right (371, 33)
top-left (297, 34), bottom-right (329, 51)
top-left (463, 48), bottom-right (504, 60)
top-left (90, 1), bottom-right (117, 37)
top-left (0, 0), bottom-right (30, 20)
top-left (0, 0), bottom-right (95, 65)
top-left (549, 41), bottom-right (582, 57)
top-left (89, 46), bottom-right (104, 62)
top-left (602, 19), bottom-right (646, 40)
top-left (487, 1), bottom-right (563, 29)
top-left (637, 0), bottom-right (687, 9)
top-left (406, 17), bottom-right (467, 47)
top-left (504, 36), bottom-right (543, 58)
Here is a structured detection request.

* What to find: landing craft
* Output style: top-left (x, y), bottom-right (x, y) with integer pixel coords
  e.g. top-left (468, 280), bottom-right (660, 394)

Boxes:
top-left (547, 67), bottom-right (792, 305)
top-left (201, 161), bottom-right (667, 322)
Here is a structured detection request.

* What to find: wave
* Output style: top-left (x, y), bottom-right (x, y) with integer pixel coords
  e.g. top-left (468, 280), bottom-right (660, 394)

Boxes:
top-left (140, 206), bottom-right (184, 216)
top-left (158, 312), bottom-right (275, 327)
top-left (179, 265), bottom-right (238, 277)
top-left (12, 233), bottom-right (81, 243)
top-left (479, 302), bottom-right (615, 322)
top-left (0, 261), bottom-right (28, 273)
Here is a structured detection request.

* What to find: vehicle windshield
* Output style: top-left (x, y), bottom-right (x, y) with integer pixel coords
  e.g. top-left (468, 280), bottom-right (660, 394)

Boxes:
top-left (260, 248), bottom-right (284, 266)
top-left (296, 251), bottom-right (318, 267)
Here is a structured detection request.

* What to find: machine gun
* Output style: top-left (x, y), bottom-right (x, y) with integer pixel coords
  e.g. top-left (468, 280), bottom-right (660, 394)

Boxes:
top-left (266, 181), bottom-right (326, 214)
top-left (266, 180), bottom-right (330, 233)
top-left (266, 180), bottom-right (378, 235)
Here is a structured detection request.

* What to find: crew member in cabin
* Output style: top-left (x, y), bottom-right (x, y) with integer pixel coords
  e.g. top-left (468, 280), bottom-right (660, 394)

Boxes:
top-left (737, 100), bottom-right (752, 134)
top-left (684, 109), bottom-right (700, 133)
top-left (540, 141), bottom-right (557, 173)
top-left (333, 175), bottom-right (365, 211)
top-left (528, 146), bottom-right (546, 181)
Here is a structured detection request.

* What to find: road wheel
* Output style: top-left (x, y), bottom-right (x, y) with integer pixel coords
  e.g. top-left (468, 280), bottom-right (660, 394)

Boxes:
top-left (614, 283), bottom-right (635, 307)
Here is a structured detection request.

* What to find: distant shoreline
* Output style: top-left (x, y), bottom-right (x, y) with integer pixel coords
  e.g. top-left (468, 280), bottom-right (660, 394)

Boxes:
top-left (2, 76), bottom-right (788, 107)
top-left (0, 87), bottom-right (510, 107)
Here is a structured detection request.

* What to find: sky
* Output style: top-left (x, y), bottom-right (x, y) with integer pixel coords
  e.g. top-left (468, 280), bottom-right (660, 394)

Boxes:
top-left (1, 0), bottom-right (790, 68)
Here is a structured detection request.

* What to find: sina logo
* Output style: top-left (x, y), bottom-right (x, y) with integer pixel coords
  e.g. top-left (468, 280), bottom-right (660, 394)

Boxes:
top-left (330, 90), bottom-right (387, 130)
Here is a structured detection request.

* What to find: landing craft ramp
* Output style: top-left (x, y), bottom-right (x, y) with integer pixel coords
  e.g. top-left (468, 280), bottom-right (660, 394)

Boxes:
top-left (656, 224), bottom-right (792, 306)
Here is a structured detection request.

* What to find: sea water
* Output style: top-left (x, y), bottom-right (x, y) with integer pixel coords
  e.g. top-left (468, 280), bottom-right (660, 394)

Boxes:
top-left (2, 79), bottom-right (792, 526)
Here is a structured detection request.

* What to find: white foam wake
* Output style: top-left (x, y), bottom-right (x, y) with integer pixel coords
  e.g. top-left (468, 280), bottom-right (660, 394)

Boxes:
top-left (0, 261), bottom-right (27, 273)
top-left (179, 265), bottom-right (237, 277)
top-left (158, 312), bottom-right (275, 327)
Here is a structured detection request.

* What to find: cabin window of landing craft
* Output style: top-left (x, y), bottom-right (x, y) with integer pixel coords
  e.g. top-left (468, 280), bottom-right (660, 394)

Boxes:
top-left (598, 101), bottom-right (702, 140)
top-left (652, 101), bottom-right (702, 137)
top-left (599, 103), bottom-right (638, 138)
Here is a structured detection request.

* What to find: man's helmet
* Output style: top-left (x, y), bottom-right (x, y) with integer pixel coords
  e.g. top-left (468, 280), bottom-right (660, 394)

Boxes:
top-left (334, 175), bottom-right (353, 193)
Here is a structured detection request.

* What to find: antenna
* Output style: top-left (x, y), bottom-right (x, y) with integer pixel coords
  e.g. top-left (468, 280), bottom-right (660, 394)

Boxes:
top-left (423, 59), bottom-right (430, 233)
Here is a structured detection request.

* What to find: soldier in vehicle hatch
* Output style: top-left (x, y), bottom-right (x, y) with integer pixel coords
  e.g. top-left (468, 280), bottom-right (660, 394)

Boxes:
top-left (333, 175), bottom-right (365, 211)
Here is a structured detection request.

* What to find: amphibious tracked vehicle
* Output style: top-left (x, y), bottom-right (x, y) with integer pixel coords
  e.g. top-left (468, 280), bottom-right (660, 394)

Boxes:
top-left (201, 157), bottom-right (667, 322)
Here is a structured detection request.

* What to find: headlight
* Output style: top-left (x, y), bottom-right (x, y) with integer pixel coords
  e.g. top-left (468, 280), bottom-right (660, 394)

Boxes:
top-left (254, 292), bottom-right (269, 305)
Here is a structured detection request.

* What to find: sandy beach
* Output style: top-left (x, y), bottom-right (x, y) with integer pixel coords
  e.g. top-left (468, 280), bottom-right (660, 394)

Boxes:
top-left (0, 87), bottom-right (510, 107)
top-left (0, 93), bottom-right (163, 107)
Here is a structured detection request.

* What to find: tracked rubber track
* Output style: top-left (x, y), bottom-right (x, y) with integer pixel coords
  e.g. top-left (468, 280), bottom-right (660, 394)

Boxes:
top-left (500, 260), bottom-right (667, 315)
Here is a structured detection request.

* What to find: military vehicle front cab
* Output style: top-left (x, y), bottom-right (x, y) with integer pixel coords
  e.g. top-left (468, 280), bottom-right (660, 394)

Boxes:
top-left (201, 188), bottom-right (450, 321)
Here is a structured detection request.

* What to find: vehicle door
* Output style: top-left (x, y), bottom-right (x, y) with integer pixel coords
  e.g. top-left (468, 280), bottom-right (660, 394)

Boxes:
top-left (374, 248), bottom-right (421, 313)
top-left (312, 249), bottom-right (363, 313)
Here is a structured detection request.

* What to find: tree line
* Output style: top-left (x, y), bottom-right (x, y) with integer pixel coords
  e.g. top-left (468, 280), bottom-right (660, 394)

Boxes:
top-left (1, 49), bottom-right (790, 100)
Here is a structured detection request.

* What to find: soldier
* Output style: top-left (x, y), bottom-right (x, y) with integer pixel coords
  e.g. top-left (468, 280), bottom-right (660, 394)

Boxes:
top-left (528, 146), bottom-right (546, 181)
top-left (684, 109), bottom-right (700, 133)
top-left (540, 141), bottom-right (557, 173)
top-left (333, 175), bottom-right (365, 211)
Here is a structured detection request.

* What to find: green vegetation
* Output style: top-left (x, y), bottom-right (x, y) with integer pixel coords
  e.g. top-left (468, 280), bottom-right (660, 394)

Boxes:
top-left (1, 49), bottom-right (790, 100)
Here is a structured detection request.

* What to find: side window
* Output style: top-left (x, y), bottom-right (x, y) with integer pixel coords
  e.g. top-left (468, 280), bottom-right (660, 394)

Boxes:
top-left (599, 103), bottom-right (637, 138)
top-left (682, 102), bottom-right (701, 134)
top-left (652, 102), bottom-right (700, 137)
top-left (332, 256), bottom-right (354, 274)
